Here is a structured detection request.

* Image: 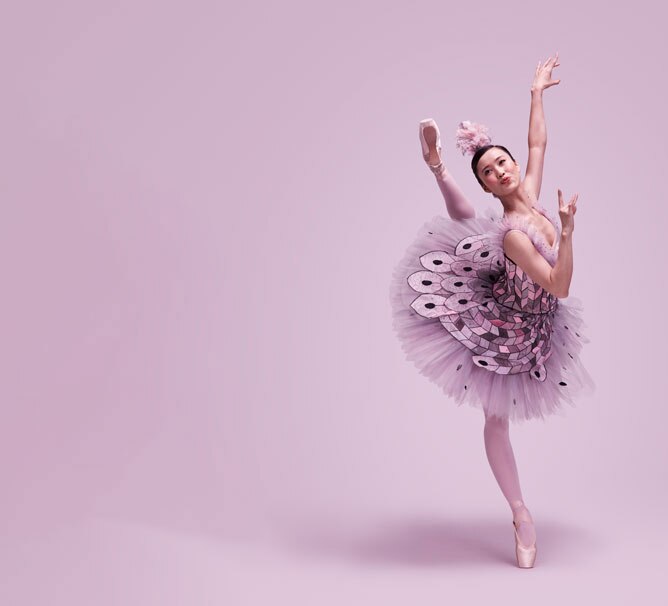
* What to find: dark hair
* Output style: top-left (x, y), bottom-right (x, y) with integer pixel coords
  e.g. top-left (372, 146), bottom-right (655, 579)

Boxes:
top-left (471, 145), bottom-right (517, 188)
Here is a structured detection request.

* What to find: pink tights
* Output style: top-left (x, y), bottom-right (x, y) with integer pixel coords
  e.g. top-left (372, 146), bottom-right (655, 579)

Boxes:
top-left (484, 410), bottom-right (536, 546)
top-left (429, 164), bottom-right (477, 220)
top-left (430, 166), bottom-right (536, 546)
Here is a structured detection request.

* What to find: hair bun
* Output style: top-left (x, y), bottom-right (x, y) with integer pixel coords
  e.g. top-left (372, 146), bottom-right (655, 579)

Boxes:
top-left (455, 121), bottom-right (492, 157)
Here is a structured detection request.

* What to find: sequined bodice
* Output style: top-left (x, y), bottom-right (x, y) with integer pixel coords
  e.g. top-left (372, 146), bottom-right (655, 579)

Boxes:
top-left (493, 255), bottom-right (559, 314)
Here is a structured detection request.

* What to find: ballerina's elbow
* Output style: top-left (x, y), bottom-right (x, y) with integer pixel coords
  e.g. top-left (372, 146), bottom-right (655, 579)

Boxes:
top-left (546, 279), bottom-right (568, 298)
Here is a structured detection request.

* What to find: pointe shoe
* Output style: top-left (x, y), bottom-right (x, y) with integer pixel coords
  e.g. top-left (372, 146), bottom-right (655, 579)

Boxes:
top-left (512, 519), bottom-right (537, 568)
top-left (418, 119), bottom-right (445, 175)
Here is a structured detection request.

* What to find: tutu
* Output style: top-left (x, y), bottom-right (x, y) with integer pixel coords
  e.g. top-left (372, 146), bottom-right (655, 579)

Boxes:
top-left (390, 202), bottom-right (595, 423)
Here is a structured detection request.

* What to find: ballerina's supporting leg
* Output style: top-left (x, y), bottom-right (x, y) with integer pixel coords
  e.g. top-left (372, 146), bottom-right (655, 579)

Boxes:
top-left (429, 163), bottom-right (476, 220)
top-left (483, 409), bottom-right (536, 547)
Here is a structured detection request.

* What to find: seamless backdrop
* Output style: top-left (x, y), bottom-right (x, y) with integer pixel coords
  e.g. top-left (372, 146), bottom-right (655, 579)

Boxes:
top-left (1, 1), bottom-right (666, 604)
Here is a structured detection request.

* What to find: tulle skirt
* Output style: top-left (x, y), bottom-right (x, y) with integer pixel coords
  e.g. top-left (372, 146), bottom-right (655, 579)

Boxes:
top-left (389, 213), bottom-right (596, 423)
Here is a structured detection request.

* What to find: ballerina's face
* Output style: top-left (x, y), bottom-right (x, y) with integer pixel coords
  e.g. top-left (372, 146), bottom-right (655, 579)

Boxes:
top-left (476, 148), bottom-right (520, 196)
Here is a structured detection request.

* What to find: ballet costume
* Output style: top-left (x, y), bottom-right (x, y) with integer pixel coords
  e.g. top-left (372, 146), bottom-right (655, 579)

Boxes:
top-left (390, 127), bottom-right (595, 423)
top-left (390, 202), bottom-right (595, 421)
top-left (390, 119), bottom-right (596, 567)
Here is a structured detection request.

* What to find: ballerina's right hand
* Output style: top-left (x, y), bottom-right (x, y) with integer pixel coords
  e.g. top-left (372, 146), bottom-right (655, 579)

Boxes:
top-left (558, 189), bottom-right (578, 236)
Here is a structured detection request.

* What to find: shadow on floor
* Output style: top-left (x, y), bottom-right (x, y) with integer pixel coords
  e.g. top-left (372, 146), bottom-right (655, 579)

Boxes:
top-left (277, 513), bottom-right (601, 569)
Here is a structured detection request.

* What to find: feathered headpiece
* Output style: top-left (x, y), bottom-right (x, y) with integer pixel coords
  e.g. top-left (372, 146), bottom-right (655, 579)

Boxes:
top-left (455, 121), bottom-right (492, 157)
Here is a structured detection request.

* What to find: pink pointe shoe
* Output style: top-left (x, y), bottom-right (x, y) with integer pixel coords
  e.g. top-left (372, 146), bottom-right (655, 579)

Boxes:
top-left (512, 519), bottom-right (537, 568)
top-left (418, 118), bottom-right (445, 175)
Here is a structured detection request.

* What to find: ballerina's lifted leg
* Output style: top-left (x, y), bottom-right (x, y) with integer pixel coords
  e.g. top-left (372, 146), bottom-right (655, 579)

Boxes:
top-left (419, 119), bottom-right (476, 221)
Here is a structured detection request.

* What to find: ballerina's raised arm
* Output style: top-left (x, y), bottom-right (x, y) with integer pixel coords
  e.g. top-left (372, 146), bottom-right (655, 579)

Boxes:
top-left (523, 53), bottom-right (561, 201)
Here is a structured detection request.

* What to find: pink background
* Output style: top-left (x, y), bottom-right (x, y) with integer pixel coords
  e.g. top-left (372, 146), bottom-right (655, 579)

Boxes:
top-left (2, 1), bottom-right (665, 603)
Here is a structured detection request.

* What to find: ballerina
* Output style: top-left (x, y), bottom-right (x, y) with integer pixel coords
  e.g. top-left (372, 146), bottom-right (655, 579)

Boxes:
top-left (390, 53), bottom-right (595, 568)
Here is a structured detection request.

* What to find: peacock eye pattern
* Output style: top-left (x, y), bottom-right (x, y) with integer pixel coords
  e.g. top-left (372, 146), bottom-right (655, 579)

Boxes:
top-left (407, 233), bottom-right (562, 382)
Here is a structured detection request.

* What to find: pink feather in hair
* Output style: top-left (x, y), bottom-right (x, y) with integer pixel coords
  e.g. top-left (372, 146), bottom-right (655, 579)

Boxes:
top-left (455, 121), bottom-right (492, 156)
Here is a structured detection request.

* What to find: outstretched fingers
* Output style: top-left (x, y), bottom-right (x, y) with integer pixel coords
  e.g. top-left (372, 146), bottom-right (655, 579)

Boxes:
top-left (569, 194), bottom-right (579, 214)
top-left (558, 189), bottom-right (578, 213)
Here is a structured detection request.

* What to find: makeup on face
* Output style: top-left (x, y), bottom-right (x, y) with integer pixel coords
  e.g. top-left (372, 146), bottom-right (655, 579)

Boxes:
top-left (479, 154), bottom-right (514, 192)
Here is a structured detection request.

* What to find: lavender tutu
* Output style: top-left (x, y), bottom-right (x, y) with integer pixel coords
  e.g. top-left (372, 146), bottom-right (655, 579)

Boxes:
top-left (389, 203), bottom-right (595, 423)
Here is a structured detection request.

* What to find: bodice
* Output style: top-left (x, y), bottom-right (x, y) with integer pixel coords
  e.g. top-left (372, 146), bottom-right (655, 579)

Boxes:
top-left (487, 203), bottom-right (560, 314)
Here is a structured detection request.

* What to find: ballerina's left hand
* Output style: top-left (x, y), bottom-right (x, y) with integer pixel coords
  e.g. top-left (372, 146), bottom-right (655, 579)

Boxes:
top-left (532, 53), bottom-right (561, 92)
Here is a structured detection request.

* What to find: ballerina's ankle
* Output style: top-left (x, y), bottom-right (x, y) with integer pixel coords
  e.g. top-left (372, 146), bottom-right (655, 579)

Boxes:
top-left (428, 161), bottom-right (446, 177)
top-left (510, 501), bottom-right (532, 517)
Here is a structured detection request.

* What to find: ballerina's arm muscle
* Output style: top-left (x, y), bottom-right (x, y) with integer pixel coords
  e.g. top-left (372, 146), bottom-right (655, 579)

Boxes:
top-left (503, 229), bottom-right (573, 298)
